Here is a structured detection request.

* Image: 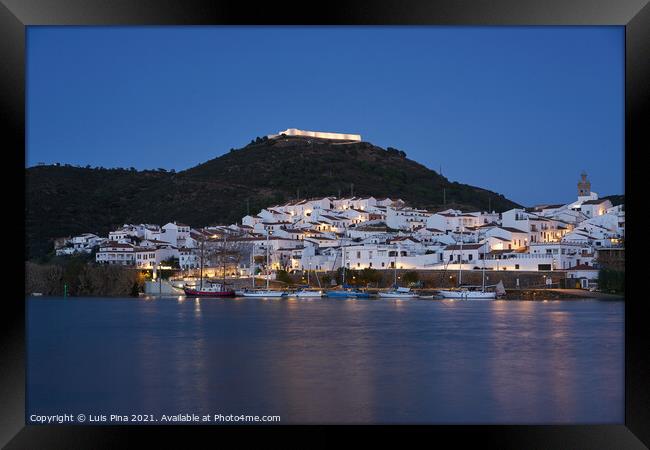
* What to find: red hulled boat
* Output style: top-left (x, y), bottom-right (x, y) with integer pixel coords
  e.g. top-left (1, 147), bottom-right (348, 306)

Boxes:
top-left (182, 281), bottom-right (235, 297)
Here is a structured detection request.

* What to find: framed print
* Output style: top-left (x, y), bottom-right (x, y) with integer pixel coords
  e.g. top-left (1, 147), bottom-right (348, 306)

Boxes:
top-left (2, 0), bottom-right (648, 448)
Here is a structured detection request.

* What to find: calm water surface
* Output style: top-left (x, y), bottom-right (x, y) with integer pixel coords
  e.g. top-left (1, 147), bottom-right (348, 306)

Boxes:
top-left (27, 296), bottom-right (623, 424)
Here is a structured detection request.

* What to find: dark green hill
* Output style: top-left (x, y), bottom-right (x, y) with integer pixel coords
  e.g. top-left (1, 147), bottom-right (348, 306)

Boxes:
top-left (26, 136), bottom-right (520, 259)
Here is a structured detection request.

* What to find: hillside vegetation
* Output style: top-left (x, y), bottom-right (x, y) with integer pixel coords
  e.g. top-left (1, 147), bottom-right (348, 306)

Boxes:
top-left (26, 135), bottom-right (521, 259)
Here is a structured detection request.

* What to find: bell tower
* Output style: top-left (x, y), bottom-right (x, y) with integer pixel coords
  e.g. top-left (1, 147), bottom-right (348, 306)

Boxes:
top-left (577, 171), bottom-right (591, 197)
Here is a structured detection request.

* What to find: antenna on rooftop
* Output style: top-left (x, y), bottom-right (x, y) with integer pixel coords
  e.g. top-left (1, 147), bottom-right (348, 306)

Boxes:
top-left (350, 183), bottom-right (354, 197)
top-left (443, 188), bottom-right (446, 206)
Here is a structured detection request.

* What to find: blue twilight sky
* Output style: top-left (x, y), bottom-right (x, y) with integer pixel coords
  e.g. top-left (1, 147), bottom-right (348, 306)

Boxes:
top-left (27, 26), bottom-right (624, 206)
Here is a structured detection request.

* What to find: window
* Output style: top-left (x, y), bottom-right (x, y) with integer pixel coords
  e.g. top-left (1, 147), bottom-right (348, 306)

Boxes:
top-left (469, 254), bottom-right (473, 261)
top-left (515, 264), bottom-right (520, 270)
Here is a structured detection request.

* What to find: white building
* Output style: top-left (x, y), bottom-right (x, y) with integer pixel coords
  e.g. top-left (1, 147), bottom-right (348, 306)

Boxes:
top-left (267, 128), bottom-right (362, 142)
top-left (386, 206), bottom-right (431, 231)
top-left (96, 242), bottom-right (136, 266)
top-left (135, 244), bottom-right (179, 269)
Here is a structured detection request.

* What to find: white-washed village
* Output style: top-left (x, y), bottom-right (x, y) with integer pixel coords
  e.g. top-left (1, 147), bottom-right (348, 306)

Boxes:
top-left (55, 169), bottom-right (624, 291)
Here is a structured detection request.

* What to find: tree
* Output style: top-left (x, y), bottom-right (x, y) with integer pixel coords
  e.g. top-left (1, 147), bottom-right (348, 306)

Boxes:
top-left (276, 270), bottom-right (291, 284)
top-left (402, 271), bottom-right (419, 284)
top-left (161, 257), bottom-right (180, 269)
top-left (598, 268), bottom-right (624, 294)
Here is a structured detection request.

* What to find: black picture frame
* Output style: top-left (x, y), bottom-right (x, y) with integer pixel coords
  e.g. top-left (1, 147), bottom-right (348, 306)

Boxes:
top-left (3, 0), bottom-right (648, 447)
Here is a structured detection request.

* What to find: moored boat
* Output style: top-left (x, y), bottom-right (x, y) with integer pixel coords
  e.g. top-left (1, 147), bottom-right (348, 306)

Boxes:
top-left (379, 252), bottom-right (418, 299)
top-left (378, 287), bottom-right (419, 299)
top-left (239, 230), bottom-right (287, 298)
top-left (183, 282), bottom-right (235, 297)
top-left (239, 289), bottom-right (287, 297)
top-left (326, 287), bottom-right (372, 298)
top-left (291, 288), bottom-right (324, 297)
top-left (436, 288), bottom-right (496, 300)
top-left (437, 217), bottom-right (496, 300)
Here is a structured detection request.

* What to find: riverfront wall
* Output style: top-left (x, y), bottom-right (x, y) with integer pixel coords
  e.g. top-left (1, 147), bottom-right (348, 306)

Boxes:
top-left (284, 269), bottom-right (569, 289)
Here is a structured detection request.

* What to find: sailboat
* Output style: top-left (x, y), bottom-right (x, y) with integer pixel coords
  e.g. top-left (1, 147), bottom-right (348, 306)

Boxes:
top-left (241, 231), bottom-right (287, 297)
top-left (183, 281), bottom-right (235, 297)
top-left (378, 247), bottom-right (418, 299)
top-left (291, 266), bottom-right (324, 297)
top-left (326, 246), bottom-right (372, 298)
top-left (437, 219), bottom-right (496, 300)
top-left (183, 234), bottom-right (235, 297)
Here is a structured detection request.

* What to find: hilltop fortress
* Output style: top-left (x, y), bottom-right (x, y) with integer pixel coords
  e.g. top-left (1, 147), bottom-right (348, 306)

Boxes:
top-left (267, 128), bottom-right (362, 142)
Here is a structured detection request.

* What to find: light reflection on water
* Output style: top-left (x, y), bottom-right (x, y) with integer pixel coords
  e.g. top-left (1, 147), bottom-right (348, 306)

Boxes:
top-left (27, 296), bottom-right (623, 424)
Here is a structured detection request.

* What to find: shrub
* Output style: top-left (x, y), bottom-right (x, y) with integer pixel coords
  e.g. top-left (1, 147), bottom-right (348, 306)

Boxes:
top-left (276, 269), bottom-right (292, 284)
top-left (402, 271), bottom-right (419, 284)
top-left (598, 268), bottom-right (624, 294)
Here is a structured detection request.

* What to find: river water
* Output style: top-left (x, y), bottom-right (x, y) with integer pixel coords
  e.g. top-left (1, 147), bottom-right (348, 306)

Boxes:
top-left (26, 296), bottom-right (623, 424)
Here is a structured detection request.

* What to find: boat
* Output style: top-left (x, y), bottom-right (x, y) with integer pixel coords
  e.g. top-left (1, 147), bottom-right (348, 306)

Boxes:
top-left (325, 246), bottom-right (373, 298)
top-left (437, 217), bottom-right (496, 300)
top-left (289, 267), bottom-right (324, 297)
top-left (436, 287), bottom-right (496, 300)
top-left (291, 287), bottom-right (324, 297)
top-left (239, 289), bottom-right (287, 298)
top-left (326, 287), bottom-right (372, 298)
top-left (378, 250), bottom-right (418, 299)
top-left (241, 230), bottom-right (287, 297)
top-left (183, 281), bottom-right (235, 297)
top-left (185, 233), bottom-right (236, 297)
top-left (378, 286), bottom-right (419, 299)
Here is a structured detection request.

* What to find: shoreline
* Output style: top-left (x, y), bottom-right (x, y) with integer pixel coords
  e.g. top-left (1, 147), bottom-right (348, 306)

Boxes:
top-left (26, 289), bottom-right (623, 301)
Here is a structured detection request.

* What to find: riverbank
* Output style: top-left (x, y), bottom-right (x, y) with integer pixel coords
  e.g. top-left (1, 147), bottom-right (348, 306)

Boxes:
top-left (25, 260), bottom-right (143, 297)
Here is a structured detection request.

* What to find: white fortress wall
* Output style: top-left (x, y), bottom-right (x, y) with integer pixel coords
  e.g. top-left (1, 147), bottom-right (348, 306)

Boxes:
top-left (268, 128), bottom-right (362, 141)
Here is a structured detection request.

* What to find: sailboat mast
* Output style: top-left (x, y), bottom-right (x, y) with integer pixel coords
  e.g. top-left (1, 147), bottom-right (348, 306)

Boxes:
top-left (482, 242), bottom-right (486, 292)
top-left (458, 214), bottom-right (463, 287)
top-left (222, 234), bottom-right (226, 287)
top-left (266, 232), bottom-right (270, 290)
top-left (199, 236), bottom-right (204, 290)
top-left (341, 246), bottom-right (346, 285)
top-left (394, 247), bottom-right (398, 286)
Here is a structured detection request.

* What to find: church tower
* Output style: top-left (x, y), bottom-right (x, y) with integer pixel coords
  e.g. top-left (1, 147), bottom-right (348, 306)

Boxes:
top-left (577, 171), bottom-right (591, 197)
